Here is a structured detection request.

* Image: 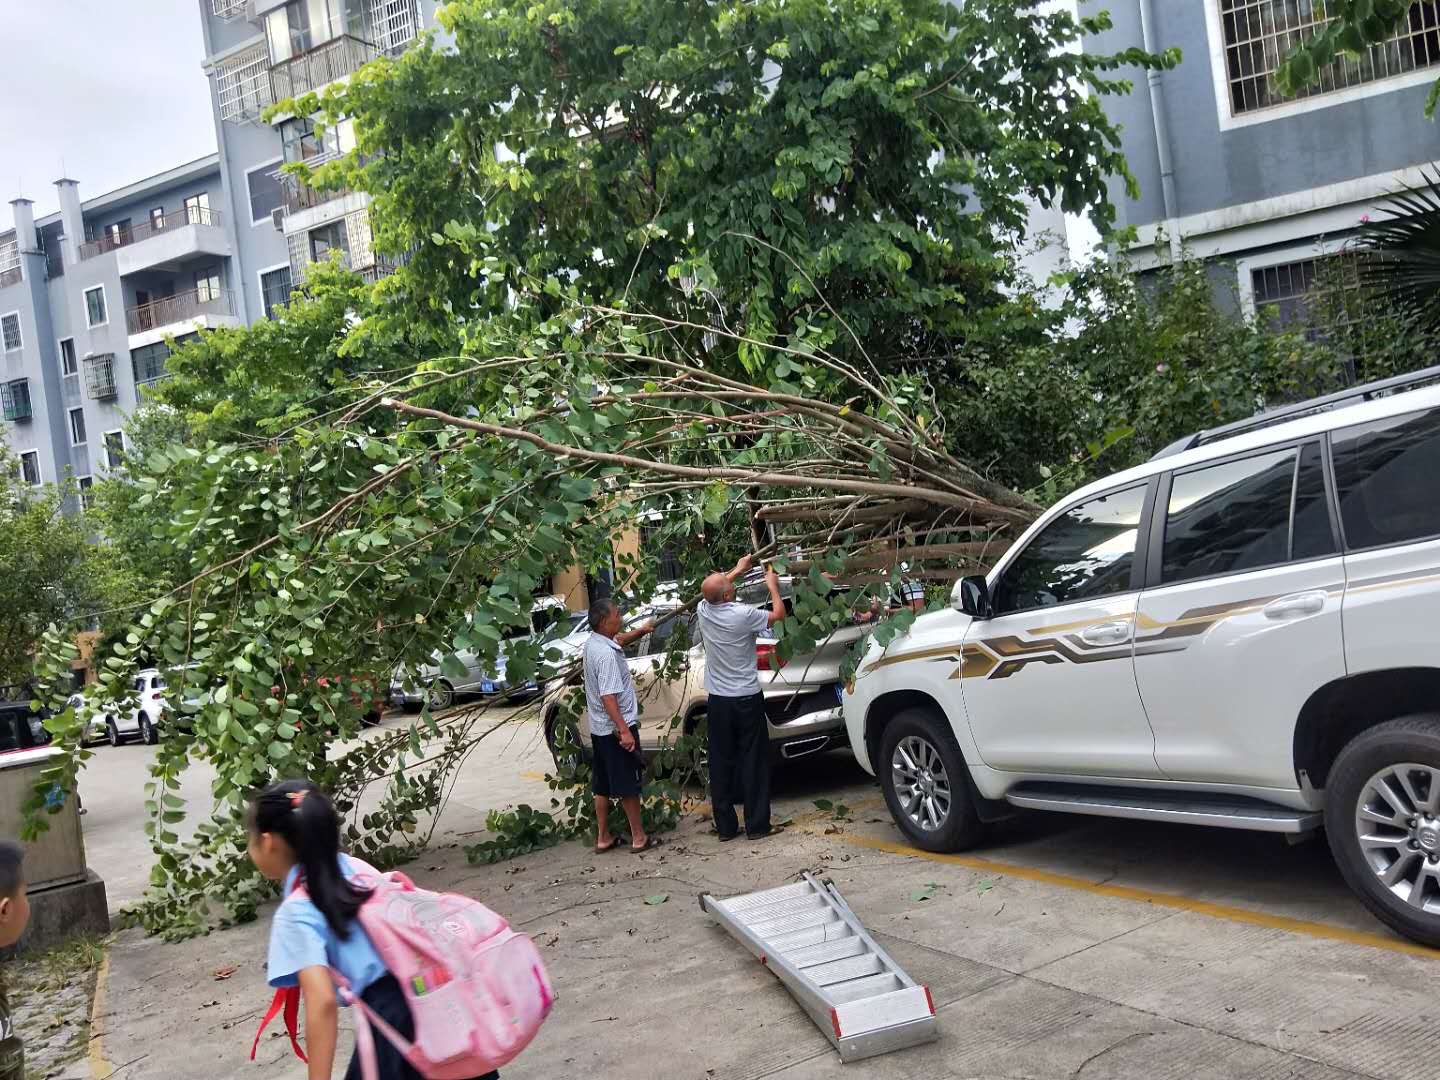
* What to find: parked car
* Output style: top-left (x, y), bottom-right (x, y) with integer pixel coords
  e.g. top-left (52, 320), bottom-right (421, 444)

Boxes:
top-left (845, 365), bottom-right (1440, 948)
top-left (0, 698), bottom-right (53, 757)
top-left (541, 579), bottom-right (865, 772)
top-left (391, 599), bottom-right (585, 712)
top-left (66, 692), bottom-right (114, 747)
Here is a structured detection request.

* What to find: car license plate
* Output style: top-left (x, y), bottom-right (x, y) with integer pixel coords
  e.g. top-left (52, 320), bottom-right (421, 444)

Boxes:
top-left (481, 680), bottom-right (496, 694)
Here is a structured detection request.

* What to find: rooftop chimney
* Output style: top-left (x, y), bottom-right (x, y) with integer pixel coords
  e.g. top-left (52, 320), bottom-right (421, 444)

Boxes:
top-left (8, 198), bottom-right (36, 253)
top-left (54, 178), bottom-right (83, 267)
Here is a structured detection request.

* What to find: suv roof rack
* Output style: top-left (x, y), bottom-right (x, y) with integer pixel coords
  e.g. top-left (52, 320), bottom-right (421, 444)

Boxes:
top-left (1150, 363), bottom-right (1440, 461)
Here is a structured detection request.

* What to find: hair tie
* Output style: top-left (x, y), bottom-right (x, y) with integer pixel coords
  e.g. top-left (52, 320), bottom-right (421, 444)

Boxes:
top-left (288, 790), bottom-right (308, 811)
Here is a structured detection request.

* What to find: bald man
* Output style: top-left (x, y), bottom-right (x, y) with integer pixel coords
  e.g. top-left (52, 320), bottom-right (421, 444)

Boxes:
top-left (698, 554), bottom-right (786, 841)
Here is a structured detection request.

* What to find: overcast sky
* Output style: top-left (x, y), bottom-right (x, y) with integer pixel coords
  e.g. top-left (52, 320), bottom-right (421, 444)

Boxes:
top-left (0, 0), bottom-right (216, 230)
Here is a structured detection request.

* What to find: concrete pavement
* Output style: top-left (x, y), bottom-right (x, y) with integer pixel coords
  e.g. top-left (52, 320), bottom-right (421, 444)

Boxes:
top-left (74, 714), bottom-right (1440, 1079)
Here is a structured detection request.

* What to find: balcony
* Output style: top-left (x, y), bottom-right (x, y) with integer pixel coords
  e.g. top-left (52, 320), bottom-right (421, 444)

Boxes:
top-left (79, 206), bottom-right (232, 278)
top-left (270, 35), bottom-right (380, 101)
top-left (214, 42), bottom-right (274, 124)
top-left (0, 379), bottom-right (31, 422)
top-left (84, 354), bottom-right (117, 401)
top-left (212, 0), bottom-right (247, 19)
top-left (126, 288), bottom-right (240, 346)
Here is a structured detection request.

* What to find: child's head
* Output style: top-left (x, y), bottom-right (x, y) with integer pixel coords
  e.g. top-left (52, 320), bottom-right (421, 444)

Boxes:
top-left (247, 780), bottom-right (369, 939)
top-left (0, 841), bottom-right (30, 949)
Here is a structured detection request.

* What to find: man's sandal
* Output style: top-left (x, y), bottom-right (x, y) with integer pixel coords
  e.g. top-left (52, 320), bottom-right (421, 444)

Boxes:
top-left (595, 836), bottom-right (629, 854)
top-left (630, 835), bottom-right (662, 853)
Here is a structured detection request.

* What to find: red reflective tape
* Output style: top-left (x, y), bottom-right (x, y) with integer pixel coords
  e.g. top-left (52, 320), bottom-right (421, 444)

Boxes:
top-left (924, 986), bottom-right (935, 1015)
top-left (831, 1008), bottom-right (843, 1039)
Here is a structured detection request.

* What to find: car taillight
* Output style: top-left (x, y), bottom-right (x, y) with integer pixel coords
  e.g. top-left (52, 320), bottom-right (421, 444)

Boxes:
top-left (757, 642), bottom-right (786, 672)
top-left (151, 692), bottom-right (164, 701)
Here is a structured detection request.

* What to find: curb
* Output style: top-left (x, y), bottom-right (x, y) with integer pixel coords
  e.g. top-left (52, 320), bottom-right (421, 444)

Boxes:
top-left (86, 948), bottom-right (114, 1079)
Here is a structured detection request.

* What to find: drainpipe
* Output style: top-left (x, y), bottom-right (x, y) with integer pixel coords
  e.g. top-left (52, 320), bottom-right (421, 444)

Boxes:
top-left (1137, 0), bottom-right (1181, 259)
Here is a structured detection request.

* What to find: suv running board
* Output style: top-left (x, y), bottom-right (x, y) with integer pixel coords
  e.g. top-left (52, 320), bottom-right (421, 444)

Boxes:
top-left (1004, 783), bottom-right (1321, 834)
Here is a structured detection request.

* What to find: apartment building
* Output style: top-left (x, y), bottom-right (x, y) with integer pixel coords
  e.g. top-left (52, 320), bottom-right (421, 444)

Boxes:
top-left (1086, 0), bottom-right (1440, 320)
top-left (0, 1), bottom-right (439, 493)
top-left (200, 0), bottom-right (440, 323)
top-left (0, 157), bottom-right (238, 494)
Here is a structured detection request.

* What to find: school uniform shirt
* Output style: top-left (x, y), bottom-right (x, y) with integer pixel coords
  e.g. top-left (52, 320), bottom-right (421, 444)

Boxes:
top-left (583, 632), bottom-right (638, 736)
top-left (0, 972), bottom-right (22, 1080)
top-left (267, 855), bottom-right (388, 1000)
top-left (698, 600), bottom-right (772, 698)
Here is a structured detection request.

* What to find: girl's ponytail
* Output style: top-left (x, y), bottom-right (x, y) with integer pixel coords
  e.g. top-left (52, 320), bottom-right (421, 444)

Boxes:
top-left (251, 779), bottom-right (370, 938)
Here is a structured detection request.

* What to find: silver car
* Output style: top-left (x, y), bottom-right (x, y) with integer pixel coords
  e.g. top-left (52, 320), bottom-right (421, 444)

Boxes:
top-left (392, 603), bottom-right (587, 711)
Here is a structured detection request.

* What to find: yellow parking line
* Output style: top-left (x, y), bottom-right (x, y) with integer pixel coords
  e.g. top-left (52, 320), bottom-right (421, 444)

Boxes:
top-left (822, 830), bottom-right (1440, 961)
top-left (88, 949), bottom-right (115, 1078)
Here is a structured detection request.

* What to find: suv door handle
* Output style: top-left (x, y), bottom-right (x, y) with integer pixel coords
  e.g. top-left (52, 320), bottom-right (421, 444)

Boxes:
top-left (1079, 620), bottom-right (1132, 647)
top-left (1263, 591), bottom-right (1327, 620)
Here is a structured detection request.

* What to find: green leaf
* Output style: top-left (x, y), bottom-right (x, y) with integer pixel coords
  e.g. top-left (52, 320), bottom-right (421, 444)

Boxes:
top-left (643, 894), bottom-right (669, 906)
top-left (910, 883), bottom-right (941, 902)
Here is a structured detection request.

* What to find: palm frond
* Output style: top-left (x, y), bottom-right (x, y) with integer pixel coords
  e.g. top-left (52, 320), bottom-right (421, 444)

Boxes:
top-left (1358, 167), bottom-right (1440, 317)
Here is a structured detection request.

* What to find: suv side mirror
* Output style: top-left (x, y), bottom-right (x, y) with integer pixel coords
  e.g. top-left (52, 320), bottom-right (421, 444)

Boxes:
top-left (956, 575), bottom-right (992, 619)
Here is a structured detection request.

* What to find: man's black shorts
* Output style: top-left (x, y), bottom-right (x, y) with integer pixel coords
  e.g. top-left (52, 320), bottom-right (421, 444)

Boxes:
top-left (592, 724), bottom-right (643, 797)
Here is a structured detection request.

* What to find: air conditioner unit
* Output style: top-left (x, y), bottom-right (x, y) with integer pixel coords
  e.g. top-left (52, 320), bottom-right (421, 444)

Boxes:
top-left (272, 207), bottom-right (287, 232)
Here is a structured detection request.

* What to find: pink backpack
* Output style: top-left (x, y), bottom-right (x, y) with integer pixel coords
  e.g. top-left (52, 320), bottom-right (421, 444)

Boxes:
top-left (252, 857), bottom-right (555, 1080)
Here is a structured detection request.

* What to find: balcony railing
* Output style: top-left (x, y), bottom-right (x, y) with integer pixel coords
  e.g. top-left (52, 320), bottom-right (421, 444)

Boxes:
top-left (0, 379), bottom-right (31, 422)
top-left (78, 206), bottom-right (224, 261)
top-left (215, 42), bottom-right (274, 124)
top-left (212, 0), bottom-right (247, 18)
top-left (84, 354), bottom-right (117, 401)
top-left (271, 34), bottom-right (380, 101)
top-left (126, 288), bottom-right (236, 335)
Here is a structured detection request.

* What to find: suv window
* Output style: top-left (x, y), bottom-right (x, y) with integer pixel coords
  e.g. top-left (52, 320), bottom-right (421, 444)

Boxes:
top-left (1333, 406), bottom-right (1440, 550)
top-left (992, 485), bottom-right (1147, 616)
top-left (1162, 448), bottom-right (1296, 584)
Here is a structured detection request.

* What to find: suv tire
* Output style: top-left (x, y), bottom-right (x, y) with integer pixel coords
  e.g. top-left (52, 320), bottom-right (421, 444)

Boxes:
top-left (546, 712), bottom-right (590, 777)
top-left (139, 714), bottom-right (158, 745)
top-left (106, 720), bottom-right (121, 748)
top-left (879, 708), bottom-right (985, 852)
top-left (1327, 714), bottom-right (1440, 947)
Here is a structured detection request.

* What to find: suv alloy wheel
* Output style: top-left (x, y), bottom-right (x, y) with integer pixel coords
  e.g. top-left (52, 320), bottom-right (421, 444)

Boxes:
top-left (107, 719), bottom-right (121, 748)
top-left (1327, 715), bottom-right (1440, 947)
top-left (139, 714), bottom-right (158, 745)
top-left (878, 708), bottom-right (984, 852)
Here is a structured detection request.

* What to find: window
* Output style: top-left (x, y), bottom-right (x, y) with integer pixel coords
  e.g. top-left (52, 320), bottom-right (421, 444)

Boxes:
top-left (1292, 443), bottom-right (1337, 561)
top-left (194, 268), bottom-right (222, 303)
top-left (1, 313), bottom-right (20, 351)
top-left (150, 207), bottom-right (165, 230)
top-left (265, 0), bottom-right (346, 64)
top-left (68, 407), bottom-right (87, 446)
top-left (38, 221), bottom-right (64, 279)
top-left (84, 286), bottom-right (107, 327)
top-left (18, 451), bottom-right (39, 486)
top-left (103, 431), bottom-right (126, 469)
top-left (77, 476), bottom-right (94, 511)
top-left (1333, 406), bottom-right (1440, 550)
top-left (993, 485), bottom-right (1148, 615)
top-left (260, 265), bottom-right (294, 319)
top-left (183, 193), bottom-right (210, 225)
top-left (1, 379), bottom-right (31, 422)
top-left (309, 220), bottom-right (350, 263)
top-left (59, 337), bottom-right (77, 376)
top-left (132, 341), bottom-right (170, 385)
top-left (1162, 448), bottom-right (1301, 584)
top-left (247, 161), bottom-right (286, 224)
top-left (105, 219), bottom-right (131, 247)
top-left (281, 117), bottom-right (342, 165)
top-left (1219, 1), bottom-right (1440, 117)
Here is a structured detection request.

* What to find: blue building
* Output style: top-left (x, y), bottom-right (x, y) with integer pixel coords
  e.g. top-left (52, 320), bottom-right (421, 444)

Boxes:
top-left (1085, 0), bottom-right (1440, 320)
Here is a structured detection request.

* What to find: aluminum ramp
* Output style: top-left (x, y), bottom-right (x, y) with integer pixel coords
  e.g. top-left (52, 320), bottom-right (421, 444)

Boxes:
top-left (700, 873), bottom-right (938, 1062)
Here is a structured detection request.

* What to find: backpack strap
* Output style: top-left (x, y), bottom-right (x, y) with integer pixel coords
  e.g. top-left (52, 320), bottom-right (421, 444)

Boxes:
top-left (250, 986), bottom-right (307, 1064)
top-left (332, 973), bottom-right (417, 1080)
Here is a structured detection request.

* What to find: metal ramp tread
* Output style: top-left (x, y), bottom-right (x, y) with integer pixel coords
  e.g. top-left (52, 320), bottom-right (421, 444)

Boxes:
top-left (700, 872), bottom-right (938, 1062)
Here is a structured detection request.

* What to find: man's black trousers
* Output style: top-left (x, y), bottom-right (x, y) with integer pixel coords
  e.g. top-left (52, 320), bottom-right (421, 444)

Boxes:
top-left (707, 692), bottom-right (771, 837)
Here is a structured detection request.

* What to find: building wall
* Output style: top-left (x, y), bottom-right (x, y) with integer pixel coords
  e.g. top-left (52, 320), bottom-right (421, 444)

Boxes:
top-left (1085, 0), bottom-right (1440, 230)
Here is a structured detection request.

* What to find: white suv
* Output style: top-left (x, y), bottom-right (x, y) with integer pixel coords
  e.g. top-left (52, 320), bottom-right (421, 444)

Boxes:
top-left (845, 368), bottom-right (1440, 946)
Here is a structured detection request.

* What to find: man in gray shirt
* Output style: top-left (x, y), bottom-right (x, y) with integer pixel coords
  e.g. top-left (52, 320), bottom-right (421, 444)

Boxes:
top-left (583, 598), bottom-right (657, 853)
top-left (698, 555), bottom-right (785, 840)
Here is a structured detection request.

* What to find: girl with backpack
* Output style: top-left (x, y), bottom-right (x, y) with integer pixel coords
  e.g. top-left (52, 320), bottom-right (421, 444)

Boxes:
top-left (247, 779), bottom-right (514, 1080)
